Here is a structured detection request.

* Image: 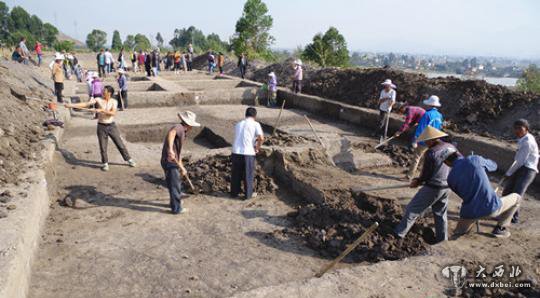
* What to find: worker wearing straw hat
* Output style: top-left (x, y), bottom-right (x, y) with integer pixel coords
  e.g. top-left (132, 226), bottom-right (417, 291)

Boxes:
top-left (407, 95), bottom-right (444, 179)
top-left (292, 59), bottom-right (303, 94)
top-left (395, 126), bottom-right (457, 243)
top-left (377, 79), bottom-right (397, 142)
top-left (161, 111), bottom-right (201, 214)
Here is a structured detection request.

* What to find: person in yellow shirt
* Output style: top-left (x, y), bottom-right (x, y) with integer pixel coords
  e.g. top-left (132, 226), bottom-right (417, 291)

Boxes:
top-left (52, 53), bottom-right (65, 103)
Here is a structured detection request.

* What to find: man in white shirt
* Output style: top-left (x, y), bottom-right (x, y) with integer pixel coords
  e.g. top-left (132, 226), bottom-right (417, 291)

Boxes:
top-left (230, 107), bottom-right (265, 199)
top-left (377, 79), bottom-right (397, 141)
top-left (502, 119), bottom-right (539, 223)
top-left (104, 49), bottom-right (114, 74)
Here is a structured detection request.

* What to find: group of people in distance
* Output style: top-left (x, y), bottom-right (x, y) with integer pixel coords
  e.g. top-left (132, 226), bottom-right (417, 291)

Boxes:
top-left (376, 79), bottom-right (537, 241)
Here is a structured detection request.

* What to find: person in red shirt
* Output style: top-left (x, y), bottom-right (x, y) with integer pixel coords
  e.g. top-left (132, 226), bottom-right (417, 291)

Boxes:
top-left (34, 41), bottom-right (43, 66)
top-left (393, 101), bottom-right (426, 142)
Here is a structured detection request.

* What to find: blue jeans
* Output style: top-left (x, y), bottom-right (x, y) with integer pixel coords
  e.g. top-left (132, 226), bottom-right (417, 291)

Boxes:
top-left (162, 161), bottom-right (184, 214)
top-left (502, 166), bottom-right (537, 222)
top-left (395, 186), bottom-right (449, 242)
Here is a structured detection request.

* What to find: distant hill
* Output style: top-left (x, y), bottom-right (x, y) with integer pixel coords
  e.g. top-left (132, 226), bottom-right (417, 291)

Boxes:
top-left (56, 32), bottom-right (86, 48)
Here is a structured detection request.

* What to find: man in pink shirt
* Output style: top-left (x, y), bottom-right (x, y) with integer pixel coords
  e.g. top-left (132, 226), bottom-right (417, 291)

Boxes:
top-left (393, 102), bottom-right (426, 141)
top-left (34, 41), bottom-right (42, 66)
top-left (292, 59), bottom-right (303, 94)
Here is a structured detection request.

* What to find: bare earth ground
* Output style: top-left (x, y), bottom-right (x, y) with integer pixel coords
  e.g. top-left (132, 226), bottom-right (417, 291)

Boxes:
top-left (28, 103), bottom-right (540, 297)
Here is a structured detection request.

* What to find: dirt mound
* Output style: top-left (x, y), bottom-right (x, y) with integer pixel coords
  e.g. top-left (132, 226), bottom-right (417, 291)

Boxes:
top-left (193, 53), bottom-right (268, 78)
top-left (264, 132), bottom-right (314, 147)
top-left (243, 62), bottom-right (539, 138)
top-left (352, 142), bottom-right (415, 168)
top-left (0, 61), bottom-right (54, 185)
top-left (287, 190), bottom-right (432, 262)
top-left (186, 154), bottom-right (277, 194)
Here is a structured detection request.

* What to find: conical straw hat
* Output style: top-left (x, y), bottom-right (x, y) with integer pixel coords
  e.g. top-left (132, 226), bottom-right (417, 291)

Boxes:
top-left (417, 126), bottom-right (448, 142)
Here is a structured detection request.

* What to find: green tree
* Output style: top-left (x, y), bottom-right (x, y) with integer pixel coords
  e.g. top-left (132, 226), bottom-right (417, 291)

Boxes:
top-left (206, 33), bottom-right (228, 53)
top-left (0, 1), bottom-right (10, 43)
top-left (86, 29), bottom-right (107, 51)
top-left (169, 26), bottom-right (206, 51)
top-left (123, 34), bottom-right (136, 50)
top-left (9, 6), bottom-right (31, 32)
top-left (134, 33), bottom-right (151, 51)
top-left (54, 40), bottom-right (74, 52)
top-left (156, 32), bottom-right (164, 48)
top-left (302, 27), bottom-right (350, 67)
top-left (231, 0), bottom-right (274, 59)
top-left (42, 23), bottom-right (58, 47)
top-left (111, 30), bottom-right (122, 50)
top-left (517, 65), bottom-right (540, 94)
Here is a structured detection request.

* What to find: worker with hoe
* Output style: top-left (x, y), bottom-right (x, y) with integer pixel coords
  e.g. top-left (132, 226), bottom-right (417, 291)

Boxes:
top-left (230, 107), bottom-right (265, 200)
top-left (161, 111), bottom-right (201, 214)
top-left (501, 119), bottom-right (538, 224)
top-left (392, 101), bottom-right (425, 142)
top-left (395, 126), bottom-right (456, 243)
top-left (443, 149), bottom-right (521, 238)
top-left (65, 86), bottom-right (136, 172)
top-left (408, 95), bottom-right (444, 179)
top-left (377, 79), bottom-right (397, 142)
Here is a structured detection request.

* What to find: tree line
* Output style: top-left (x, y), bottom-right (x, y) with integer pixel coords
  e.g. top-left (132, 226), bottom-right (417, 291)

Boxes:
top-left (0, 1), bottom-right (60, 49)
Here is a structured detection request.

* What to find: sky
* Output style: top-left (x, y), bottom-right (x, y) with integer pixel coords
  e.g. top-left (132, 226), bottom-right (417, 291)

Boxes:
top-left (5, 0), bottom-right (540, 59)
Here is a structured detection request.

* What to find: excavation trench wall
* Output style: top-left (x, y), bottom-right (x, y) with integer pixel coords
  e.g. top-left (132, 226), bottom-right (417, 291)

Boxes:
top-left (222, 76), bottom-right (533, 187)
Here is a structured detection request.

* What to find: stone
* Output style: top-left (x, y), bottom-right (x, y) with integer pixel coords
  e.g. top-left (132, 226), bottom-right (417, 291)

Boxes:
top-left (6, 204), bottom-right (16, 210)
top-left (0, 209), bottom-right (7, 218)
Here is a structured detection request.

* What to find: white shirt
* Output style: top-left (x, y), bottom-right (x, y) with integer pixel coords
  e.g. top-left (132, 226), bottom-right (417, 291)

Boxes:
top-left (232, 118), bottom-right (263, 156)
top-left (105, 51), bottom-right (114, 64)
top-left (379, 89), bottom-right (396, 112)
top-left (506, 133), bottom-right (539, 176)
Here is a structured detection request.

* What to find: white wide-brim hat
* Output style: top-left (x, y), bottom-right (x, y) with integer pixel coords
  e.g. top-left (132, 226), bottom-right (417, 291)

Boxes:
top-left (92, 72), bottom-right (99, 78)
top-left (381, 79), bottom-right (396, 89)
top-left (423, 95), bottom-right (442, 107)
top-left (54, 53), bottom-right (65, 60)
top-left (268, 72), bottom-right (275, 77)
top-left (117, 69), bottom-right (126, 74)
top-left (178, 111), bottom-right (201, 127)
top-left (294, 59), bottom-right (303, 66)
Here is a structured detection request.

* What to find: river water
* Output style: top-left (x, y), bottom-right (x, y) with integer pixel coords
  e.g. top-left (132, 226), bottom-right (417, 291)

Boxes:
top-left (420, 71), bottom-right (518, 87)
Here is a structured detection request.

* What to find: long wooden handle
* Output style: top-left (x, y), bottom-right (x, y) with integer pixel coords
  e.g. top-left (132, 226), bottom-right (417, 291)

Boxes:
top-left (353, 183), bottom-right (411, 192)
top-left (375, 135), bottom-right (397, 149)
top-left (272, 100), bottom-right (286, 136)
top-left (67, 106), bottom-right (96, 112)
top-left (304, 115), bottom-right (325, 147)
top-left (184, 175), bottom-right (198, 194)
top-left (315, 222), bottom-right (379, 278)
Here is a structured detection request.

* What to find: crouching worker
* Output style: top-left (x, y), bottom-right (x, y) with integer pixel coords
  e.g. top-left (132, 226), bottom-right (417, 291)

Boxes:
top-left (444, 151), bottom-right (521, 238)
top-left (230, 107), bottom-right (264, 200)
top-left (161, 111), bottom-right (200, 214)
top-left (65, 85), bottom-right (136, 171)
top-left (395, 126), bottom-right (456, 243)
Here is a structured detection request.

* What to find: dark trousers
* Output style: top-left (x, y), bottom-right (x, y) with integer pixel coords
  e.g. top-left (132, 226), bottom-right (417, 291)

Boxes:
top-left (97, 123), bottom-right (131, 164)
top-left (162, 161), bottom-right (183, 214)
top-left (230, 154), bottom-right (256, 199)
top-left (187, 62), bottom-right (193, 71)
top-left (502, 166), bottom-right (537, 222)
top-left (117, 90), bottom-right (128, 109)
top-left (378, 110), bottom-right (390, 138)
top-left (54, 82), bottom-right (64, 103)
top-left (292, 80), bottom-right (302, 93)
top-left (239, 65), bottom-right (246, 79)
top-left (98, 65), bottom-right (105, 77)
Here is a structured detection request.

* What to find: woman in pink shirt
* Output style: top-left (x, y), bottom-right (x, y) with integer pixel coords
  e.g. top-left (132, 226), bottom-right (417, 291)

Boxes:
top-left (34, 41), bottom-right (42, 66)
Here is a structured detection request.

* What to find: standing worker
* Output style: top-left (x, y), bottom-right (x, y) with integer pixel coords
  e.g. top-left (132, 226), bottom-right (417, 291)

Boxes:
top-left (97, 49), bottom-right (106, 77)
top-left (292, 59), bottom-right (303, 94)
top-left (267, 72), bottom-right (278, 107)
top-left (34, 40), bottom-right (42, 66)
top-left (117, 69), bottom-right (128, 110)
top-left (238, 52), bottom-right (248, 79)
top-left (52, 53), bottom-right (65, 103)
top-left (230, 107), bottom-right (265, 200)
top-left (444, 151), bottom-right (521, 238)
top-left (395, 126), bottom-right (457, 243)
top-left (501, 119), bottom-right (538, 223)
top-left (64, 86), bottom-right (136, 171)
top-left (392, 101), bottom-right (425, 141)
top-left (161, 111), bottom-right (201, 214)
top-left (377, 79), bottom-right (397, 142)
top-left (217, 52), bottom-right (225, 75)
top-left (408, 95), bottom-right (444, 179)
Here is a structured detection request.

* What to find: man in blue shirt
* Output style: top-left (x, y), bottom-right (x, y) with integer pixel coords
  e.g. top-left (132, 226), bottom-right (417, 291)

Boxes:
top-left (408, 95), bottom-right (444, 179)
top-left (443, 151), bottom-right (521, 238)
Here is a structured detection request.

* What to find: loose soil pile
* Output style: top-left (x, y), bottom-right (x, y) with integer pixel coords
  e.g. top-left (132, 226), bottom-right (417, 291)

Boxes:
top-left (278, 148), bottom-right (431, 262)
top-left (352, 142), bottom-right (415, 168)
top-left (0, 61), bottom-right (54, 185)
top-left (246, 62), bottom-right (540, 138)
top-left (185, 154), bottom-right (278, 194)
top-left (264, 131), bottom-right (314, 147)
